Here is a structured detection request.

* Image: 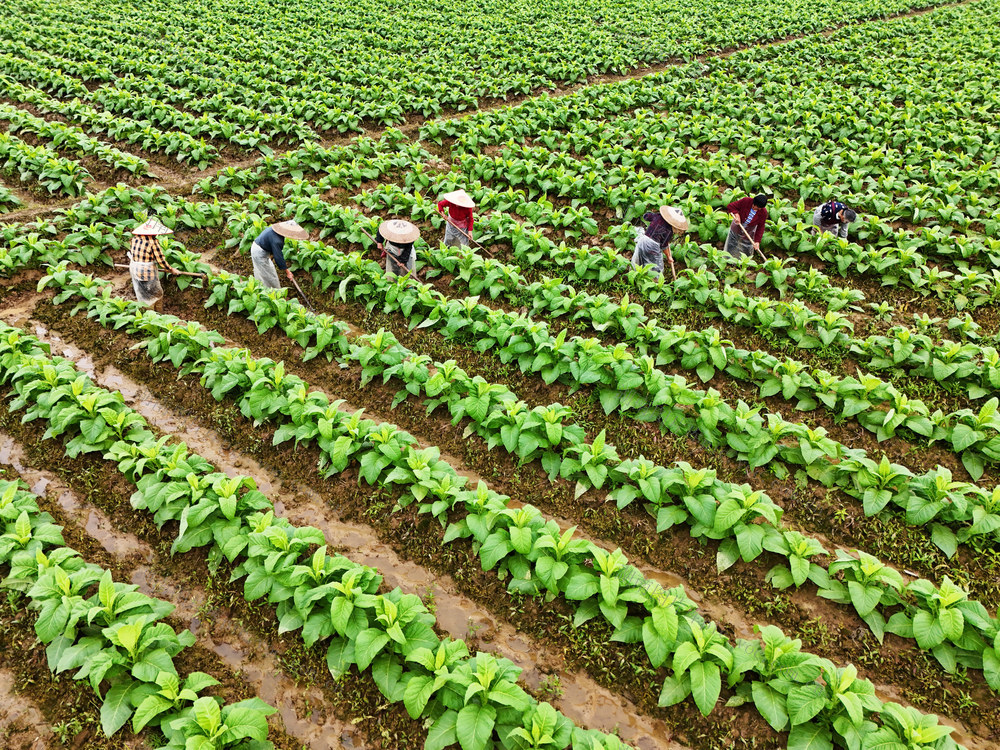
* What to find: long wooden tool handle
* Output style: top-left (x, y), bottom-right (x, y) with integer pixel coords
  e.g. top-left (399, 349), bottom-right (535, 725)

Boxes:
top-left (442, 214), bottom-right (492, 252)
top-left (733, 216), bottom-right (767, 261)
top-left (114, 263), bottom-right (204, 277)
top-left (289, 276), bottom-right (316, 313)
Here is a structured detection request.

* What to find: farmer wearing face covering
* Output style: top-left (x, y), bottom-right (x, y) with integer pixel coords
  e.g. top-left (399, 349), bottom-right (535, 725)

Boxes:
top-left (251, 220), bottom-right (309, 289)
top-left (724, 193), bottom-right (769, 258)
top-left (632, 206), bottom-right (690, 278)
top-left (813, 199), bottom-right (858, 239)
top-left (375, 219), bottom-right (421, 277)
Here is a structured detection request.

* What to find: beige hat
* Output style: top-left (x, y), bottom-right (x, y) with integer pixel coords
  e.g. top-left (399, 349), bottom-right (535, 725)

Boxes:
top-left (440, 189), bottom-right (476, 209)
top-left (272, 220), bottom-right (309, 240)
top-left (132, 218), bottom-right (173, 236)
top-left (659, 206), bottom-right (690, 232)
top-left (379, 219), bottom-right (420, 244)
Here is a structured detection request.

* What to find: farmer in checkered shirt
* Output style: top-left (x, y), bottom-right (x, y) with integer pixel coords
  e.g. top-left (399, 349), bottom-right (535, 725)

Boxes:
top-left (128, 218), bottom-right (180, 312)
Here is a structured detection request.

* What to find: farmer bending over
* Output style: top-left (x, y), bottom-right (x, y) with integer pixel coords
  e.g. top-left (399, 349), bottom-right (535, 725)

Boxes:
top-left (251, 220), bottom-right (308, 289)
top-left (128, 218), bottom-right (180, 312)
top-left (813, 199), bottom-right (858, 239)
top-left (724, 193), bottom-right (769, 258)
top-left (632, 206), bottom-right (689, 278)
top-left (437, 189), bottom-right (476, 248)
top-left (376, 219), bottom-right (421, 278)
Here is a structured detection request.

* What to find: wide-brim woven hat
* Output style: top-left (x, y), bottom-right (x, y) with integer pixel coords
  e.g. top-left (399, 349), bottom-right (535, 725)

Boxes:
top-left (132, 218), bottom-right (173, 236)
top-left (440, 189), bottom-right (476, 209)
top-left (659, 206), bottom-right (690, 232)
top-left (272, 220), bottom-right (310, 240)
top-left (379, 219), bottom-right (421, 244)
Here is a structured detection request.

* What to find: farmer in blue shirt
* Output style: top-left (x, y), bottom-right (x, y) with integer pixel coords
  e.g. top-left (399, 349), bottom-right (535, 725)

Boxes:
top-left (812, 200), bottom-right (858, 239)
top-left (251, 221), bottom-right (309, 288)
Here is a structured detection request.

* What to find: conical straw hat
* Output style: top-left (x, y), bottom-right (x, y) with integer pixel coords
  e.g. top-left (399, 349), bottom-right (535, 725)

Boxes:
top-left (658, 206), bottom-right (690, 232)
top-left (132, 218), bottom-right (173, 236)
top-left (272, 220), bottom-right (309, 240)
top-left (440, 189), bottom-right (476, 209)
top-left (379, 219), bottom-right (420, 244)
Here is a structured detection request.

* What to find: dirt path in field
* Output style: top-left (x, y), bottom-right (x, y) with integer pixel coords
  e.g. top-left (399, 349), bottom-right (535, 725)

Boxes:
top-left (0, 670), bottom-right (54, 750)
top-left (0, 432), bottom-right (363, 750)
top-left (0, 432), bottom-right (155, 563)
top-left (2, 305), bottom-right (688, 750)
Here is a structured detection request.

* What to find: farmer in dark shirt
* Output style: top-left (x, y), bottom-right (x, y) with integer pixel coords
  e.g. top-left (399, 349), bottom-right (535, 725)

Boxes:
top-left (375, 219), bottom-right (420, 278)
top-left (631, 206), bottom-right (689, 278)
top-left (813, 200), bottom-right (858, 239)
top-left (251, 221), bottom-right (308, 289)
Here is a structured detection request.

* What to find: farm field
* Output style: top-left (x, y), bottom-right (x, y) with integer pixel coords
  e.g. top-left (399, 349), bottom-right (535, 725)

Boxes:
top-left (1, 0), bottom-right (999, 748)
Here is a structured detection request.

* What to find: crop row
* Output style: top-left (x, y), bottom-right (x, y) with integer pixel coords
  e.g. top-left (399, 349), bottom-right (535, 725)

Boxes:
top-left (244, 201), bottom-right (1000, 558)
top-left (0, 470), bottom-right (274, 747)
top-left (344, 171), bottom-right (996, 406)
top-left (417, 241), bottom-right (1000, 480)
top-left (0, 187), bottom-right (22, 213)
top-left (0, 75), bottom-right (219, 168)
top-left (340, 171), bottom-right (1000, 400)
top-left (461, 141), bottom-right (997, 257)
top-left (188, 268), bottom-right (1000, 672)
top-left (0, 103), bottom-right (152, 176)
top-left (4, 0), bottom-right (960, 124)
top-left (0, 131), bottom-right (92, 197)
top-left (33, 274), bottom-right (977, 750)
top-left (88, 87), bottom-right (267, 152)
top-left (0, 319), bottom-right (633, 750)
top-left (447, 146), bottom-right (1000, 311)
top-left (420, 2), bottom-right (1000, 305)
top-left (43, 259), bottom-right (1000, 696)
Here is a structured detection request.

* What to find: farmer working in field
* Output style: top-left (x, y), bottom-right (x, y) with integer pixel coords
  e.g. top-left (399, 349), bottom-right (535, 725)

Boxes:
top-left (250, 220), bottom-right (309, 289)
top-left (375, 219), bottom-right (421, 278)
top-left (128, 218), bottom-right (181, 312)
top-left (724, 194), bottom-right (769, 258)
top-left (437, 189), bottom-right (476, 248)
top-left (632, 205), bottom-right (689, 278)
top-left (812, 199), bottom-right (858, 239)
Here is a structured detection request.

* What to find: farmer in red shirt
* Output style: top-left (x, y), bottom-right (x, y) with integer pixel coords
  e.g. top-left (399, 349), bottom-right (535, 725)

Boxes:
top-left (437, 189), bottom-right (476, 248)
top-left (724, 194), bottom-right (769, 258)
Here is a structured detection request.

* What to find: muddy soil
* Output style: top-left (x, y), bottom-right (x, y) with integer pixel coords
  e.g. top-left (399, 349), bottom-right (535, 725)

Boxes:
top-left (14, 311), bottom-right (686, 750)
top-left (29, 286), bottom-right (989, 748)
top-left (205, 245), bottom-right (1000, 602)
top-left (25, 289), bottom-right (786, 750)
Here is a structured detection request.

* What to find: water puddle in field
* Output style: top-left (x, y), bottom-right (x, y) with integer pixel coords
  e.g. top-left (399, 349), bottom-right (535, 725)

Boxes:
top-left (0, 293), bottom-right (46, 330)
top-left (0, 431), bottom-right (155, 564)
top-left (0, 668), bottom-right (53, 750)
